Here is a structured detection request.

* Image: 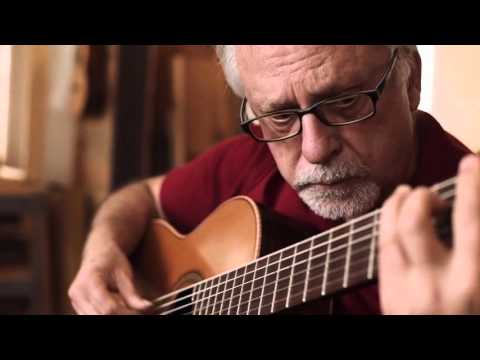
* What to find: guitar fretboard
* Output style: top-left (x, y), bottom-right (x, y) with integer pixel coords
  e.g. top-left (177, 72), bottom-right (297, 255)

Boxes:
top-left (152, 177), bottom-right (457, 315)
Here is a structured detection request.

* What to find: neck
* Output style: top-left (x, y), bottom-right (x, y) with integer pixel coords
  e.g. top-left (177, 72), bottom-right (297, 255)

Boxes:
top-left (380, 117), bottom-right (420, 205)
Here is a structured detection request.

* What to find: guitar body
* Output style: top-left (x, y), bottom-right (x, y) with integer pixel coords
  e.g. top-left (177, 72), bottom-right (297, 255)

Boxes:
top-left (132, 196), bottom-right (332, 314)
top-left (129, 172), bottom-right (461, 315)
top-left (132, 196), bottom-right (262, 299)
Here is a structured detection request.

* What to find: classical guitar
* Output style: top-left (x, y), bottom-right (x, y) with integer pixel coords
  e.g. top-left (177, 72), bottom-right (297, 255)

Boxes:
top-left (132, 176), bottom-right (457, 315)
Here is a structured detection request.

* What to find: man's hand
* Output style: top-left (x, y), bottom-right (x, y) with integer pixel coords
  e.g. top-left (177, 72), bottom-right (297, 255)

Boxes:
top-left (68, 242), bottom-right (152, 315)
top-left (68, 177), bottom-right (163, 315)
top-left (379, 154), bottom-right (480, 314)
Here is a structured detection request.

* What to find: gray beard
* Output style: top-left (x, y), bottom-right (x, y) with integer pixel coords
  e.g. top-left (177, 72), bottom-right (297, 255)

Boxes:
top-left (293, 159), bottom-right (381, 221)
top-left (297, 180), bottom-right (381, 220)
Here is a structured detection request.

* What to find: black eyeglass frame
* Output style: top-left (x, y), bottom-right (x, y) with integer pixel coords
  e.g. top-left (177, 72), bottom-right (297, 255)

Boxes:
top-left (240, 49), bottom-right (399, 143)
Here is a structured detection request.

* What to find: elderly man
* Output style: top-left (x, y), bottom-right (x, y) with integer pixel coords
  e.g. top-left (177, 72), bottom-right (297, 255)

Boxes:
top-left (69, 45), bottom-right (480, 315)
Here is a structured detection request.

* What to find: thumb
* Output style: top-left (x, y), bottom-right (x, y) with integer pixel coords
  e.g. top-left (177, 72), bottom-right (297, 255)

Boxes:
top-left (115, 270), bottom-right (152, 310)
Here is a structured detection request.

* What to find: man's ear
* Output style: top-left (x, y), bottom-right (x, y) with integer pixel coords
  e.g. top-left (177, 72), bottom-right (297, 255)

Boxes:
top-left (406, 51), bottom-right (422, 112)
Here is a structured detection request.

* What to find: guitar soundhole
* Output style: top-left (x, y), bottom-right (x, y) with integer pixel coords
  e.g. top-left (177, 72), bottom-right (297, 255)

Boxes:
top-left (169, 288), bottom-right (194, 315)
top-left (163, 273), bottom-right (202, 315)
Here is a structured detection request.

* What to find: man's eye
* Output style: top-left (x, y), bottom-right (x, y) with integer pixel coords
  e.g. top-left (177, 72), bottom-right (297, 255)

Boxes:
top-left (333, 96), bottom-right (358, 108)
top-left (271, 113), bottom-right (296, 122)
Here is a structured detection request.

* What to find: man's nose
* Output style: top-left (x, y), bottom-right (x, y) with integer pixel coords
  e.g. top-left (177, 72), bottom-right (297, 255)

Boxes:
top-left (301, 113), bottom-right (341, 164)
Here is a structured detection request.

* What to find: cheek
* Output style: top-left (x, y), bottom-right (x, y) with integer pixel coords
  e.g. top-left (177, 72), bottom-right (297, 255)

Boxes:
top-left (373, 95), bottom-right (415, 161)
top-left (268, 139), bottom-right (302, 184)
top-left (344, 103), bottom-right (415, 185)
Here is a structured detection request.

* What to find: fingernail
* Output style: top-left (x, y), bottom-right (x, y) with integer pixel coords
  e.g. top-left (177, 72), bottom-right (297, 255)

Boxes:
top-left (396, 184), bottom-right (411, 194)
top-left (140, 299), bottom-right (152, 307)
top-left (460, 154), bottom-right (479, 173)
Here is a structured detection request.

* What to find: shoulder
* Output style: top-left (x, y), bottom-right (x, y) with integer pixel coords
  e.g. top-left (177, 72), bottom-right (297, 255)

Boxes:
top-left (204, 133), bottom-right (272, 163)
top-left (194, 133), bottom-right (275, 180)
top-left (162, 133), bottom-right (277, 202)
top-left (159, 134), bottom-right (277, 233)
top-left (413, 111), bottom-right (472, 186)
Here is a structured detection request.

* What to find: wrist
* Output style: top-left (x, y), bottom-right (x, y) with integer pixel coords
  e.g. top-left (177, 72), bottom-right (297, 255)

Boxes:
top-left (82, 224), bottom-right (125, 263)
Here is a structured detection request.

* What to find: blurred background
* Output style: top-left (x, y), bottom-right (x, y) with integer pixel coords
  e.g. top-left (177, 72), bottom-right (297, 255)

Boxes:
top-left (0, 45), bottom-right (478, 314)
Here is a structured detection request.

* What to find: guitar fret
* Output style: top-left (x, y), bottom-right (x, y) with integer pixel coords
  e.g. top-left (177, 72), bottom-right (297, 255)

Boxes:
top-left (271, 247), bottom-right (295, 313)
top-left (239, 263), bottom-right (256, 314)
top-left (219, 272), bottom-right (231, 314)
top-left (302, 240), bottom-right (313, 303)
top-left (230, 267), bottom-right (245, 315)
top-left (312, 229), bottom-right (347, 296)
top-left (285, 245), bottom-right (297, 308)
top-left (270, 252), bottom-right (282, 313)
top-left (343, 223), bottom-right (353, 288)
top-left (236, 271), bottom-right (246, 315)
top-left (191, 283), bottom-right (197, 315)
top-left (212, 277), bottom-right (222, 314)
top-left (347, 214), bottom-right (374, 284)
top-left (288, 242), bottom-right (311, 308)
top-left (193, 282), bottom-right (204, 315)
top-left (246, 262), bottom-right (258, 314)
top-left (197, 281), bottom-right (204, 315)
top-left (321, 232), bottom-right (333, 296)
top-left (206, 277), bottom-right (219, 315)
top-left (200, 280), bottom-right (211, 315)
top-left (213, 274), bottom-right (227, 315)
top-left (204, 279), bottom-right (213, 315)
top-left (305, 234), bottom-right (329, 301)
top-left (257, 256), bottom-right (270, 315)
top-left (260, 253), bottom-right (280, 315)
top-left (248, 258), bottom-right (267, 315)
top-left (237, 265), bottom-right (251, 315)
top-left (368, 212), bottom-right (379, 280)
top-left (349, 255), bottom-right (372, 280)
top-left (226, 269), bottom-right (239, 315)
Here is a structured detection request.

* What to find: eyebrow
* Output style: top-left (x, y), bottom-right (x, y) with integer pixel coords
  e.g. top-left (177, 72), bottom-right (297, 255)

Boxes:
top-left (258, 82), bottom-right (366, 114)
top-left (259, 101), bottom-right (297, 114)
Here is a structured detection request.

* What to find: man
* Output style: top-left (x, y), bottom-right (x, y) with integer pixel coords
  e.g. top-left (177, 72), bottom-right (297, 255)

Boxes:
top-left (69, 45), bottom-right (480, 315)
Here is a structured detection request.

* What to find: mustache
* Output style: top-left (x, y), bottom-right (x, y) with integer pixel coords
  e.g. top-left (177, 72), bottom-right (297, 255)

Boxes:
top-left (293, 159), bottom-right (370, 190)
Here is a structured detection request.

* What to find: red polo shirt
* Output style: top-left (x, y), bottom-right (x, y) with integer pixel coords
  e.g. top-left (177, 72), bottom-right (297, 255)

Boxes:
top-left (160, 111), bottom-right (472, 314)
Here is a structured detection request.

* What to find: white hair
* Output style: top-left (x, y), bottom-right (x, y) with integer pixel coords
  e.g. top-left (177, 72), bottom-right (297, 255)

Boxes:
top-left (215, 45), bottom-right (418, 98)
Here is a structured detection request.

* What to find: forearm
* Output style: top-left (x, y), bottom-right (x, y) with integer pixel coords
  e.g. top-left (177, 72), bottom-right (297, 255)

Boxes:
top-left (83, 178), bottom-right (163, 260)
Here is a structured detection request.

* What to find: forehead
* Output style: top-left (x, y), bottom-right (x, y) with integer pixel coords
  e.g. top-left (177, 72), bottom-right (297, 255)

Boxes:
top-left (236, 45), bottom-right (390, 106)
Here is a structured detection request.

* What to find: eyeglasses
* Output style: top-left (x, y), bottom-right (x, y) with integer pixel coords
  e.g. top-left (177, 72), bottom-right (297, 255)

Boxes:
top-left (240, 49), bottom-right (399, 143)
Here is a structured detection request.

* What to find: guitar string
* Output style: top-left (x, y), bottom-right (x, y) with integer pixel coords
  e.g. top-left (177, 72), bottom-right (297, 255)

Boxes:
top-left (149, 176), bottom-right (457, 308)
top-left (198, 255), bottom-right (377, 315)
top-left (152, 220), bottom-right (379, 310)
top-left (187, 243), bottom-right (377, 315)
top-left (148, 179), bottom-right (457, 315)
top-left (155, 189), bottom-right (455, 315)
top-left (155, 228), bottom-right (378, 313)
top-left (150, 185), bottom-right (457, 315)
top-left (149, 209), bottom-right (381, 307)
top-left (194, 216), bottom-right (455, 316)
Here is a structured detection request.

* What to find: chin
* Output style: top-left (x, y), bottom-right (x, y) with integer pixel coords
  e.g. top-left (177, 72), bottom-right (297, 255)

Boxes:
top-left (298, 181), bottom-right (381, 221)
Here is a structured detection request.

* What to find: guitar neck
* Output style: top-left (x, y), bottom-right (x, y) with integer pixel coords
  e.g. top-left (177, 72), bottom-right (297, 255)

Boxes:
top-left (154, 176), bottom-right (457, 315)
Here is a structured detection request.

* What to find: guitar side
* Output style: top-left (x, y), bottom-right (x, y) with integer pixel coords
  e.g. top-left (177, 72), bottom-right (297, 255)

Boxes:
top-left (131, 196), bottom-right (263, 302)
